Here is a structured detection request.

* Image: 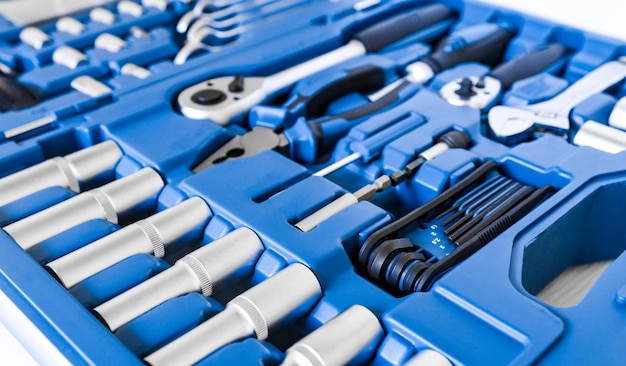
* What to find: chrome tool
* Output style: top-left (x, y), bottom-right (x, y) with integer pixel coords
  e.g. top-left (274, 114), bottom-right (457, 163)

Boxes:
top-left (92, 227), bottom-right (263, 331)
top-left (0, 141), bottom-right (122, 207)
top-left (144, 263), bottom-right (322, 366)
top-left (46, 197), bottom-right (212, 289)
top-left (3, 168), bottom-right (164, 250)
top-left (488, 58), bottom-right (626, 144)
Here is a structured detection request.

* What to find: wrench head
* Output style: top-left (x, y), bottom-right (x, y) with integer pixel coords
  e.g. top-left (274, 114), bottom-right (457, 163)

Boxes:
top-left (487, 105), bottom-right (570, 143)
top-left (177, 76), bottom-right (265, 124)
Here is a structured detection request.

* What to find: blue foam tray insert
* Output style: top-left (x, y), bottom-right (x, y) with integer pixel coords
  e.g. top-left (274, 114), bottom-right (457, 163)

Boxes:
top-left (0, 0), bottom-right (626, 365)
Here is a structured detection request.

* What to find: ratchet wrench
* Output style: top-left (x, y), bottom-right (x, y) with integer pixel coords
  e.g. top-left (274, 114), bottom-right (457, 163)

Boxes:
top-left (488, 58), bottom-right (626, 144)
top-left (439, 43), bottom-right (567, 109)
top-left (176, 4), bottom-right (455, 124)
top-left (192, 22), bottom-right (515, 170)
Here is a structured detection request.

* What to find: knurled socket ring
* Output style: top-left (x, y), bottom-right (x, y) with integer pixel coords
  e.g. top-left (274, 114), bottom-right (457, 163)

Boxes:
top-left (136, 220), bottom-right (166, 257)
top-left (51, 157), bottom-right (80, 193)
top-left (230, 296), bottom-right (269, 340)
top-left (180, 255), bottom-right (214, 296)
top-left (89, 189), bottom-right (118, 224)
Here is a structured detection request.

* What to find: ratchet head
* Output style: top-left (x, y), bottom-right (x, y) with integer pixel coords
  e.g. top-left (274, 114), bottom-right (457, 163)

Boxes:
top-left (178, 75), bottom-right (266, 124)
top-left (487, 105), bottom-right (570, 143)
top-left (439, 75), bottom-right (502, 109)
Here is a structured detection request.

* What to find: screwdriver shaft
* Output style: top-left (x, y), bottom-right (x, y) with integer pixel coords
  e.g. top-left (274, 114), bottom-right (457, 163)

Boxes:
top-left (296, 132), bottom-right (469, 232)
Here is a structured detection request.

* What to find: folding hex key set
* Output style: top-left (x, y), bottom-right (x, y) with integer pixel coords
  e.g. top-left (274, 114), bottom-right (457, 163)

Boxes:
top-left (0, 0), bottom-right (626, 365)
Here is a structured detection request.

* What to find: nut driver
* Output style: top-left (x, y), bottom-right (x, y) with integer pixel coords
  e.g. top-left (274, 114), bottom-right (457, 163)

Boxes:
top-left (488, 57), bottom-right (626, 144)
top-left (295, 131), bottom-right (471, 232)
top-left (176, 4), bottom-right (456, 124)
top-left (439, 43), bottom-right (567, 109)
top-left (358, 161), bottom-right (555, 294)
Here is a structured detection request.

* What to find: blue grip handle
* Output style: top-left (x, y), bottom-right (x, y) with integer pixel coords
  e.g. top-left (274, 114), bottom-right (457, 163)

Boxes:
top-left (421, 23), bottom-right (516, 73)
top-left (349, 113), bottom-right (425, 163)
top-left (353, 4), bottom-right (455, 52)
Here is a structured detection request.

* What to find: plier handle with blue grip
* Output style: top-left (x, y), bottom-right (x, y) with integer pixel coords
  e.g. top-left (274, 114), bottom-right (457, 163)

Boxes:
top-left (192, 21), bottom-right (517, 172)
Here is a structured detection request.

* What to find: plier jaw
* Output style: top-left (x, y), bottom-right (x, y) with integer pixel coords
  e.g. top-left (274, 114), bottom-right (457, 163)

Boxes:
top-left (192, 126), bottom-right (288, 172)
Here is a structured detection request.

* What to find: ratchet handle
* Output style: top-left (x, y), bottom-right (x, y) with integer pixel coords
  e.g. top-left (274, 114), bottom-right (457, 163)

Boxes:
top-left (354, 4), bottom-right (455, 52)
top-left (490, 43), bottom-right (567, 90)
top-left (422, 25), bottom-right (515, 74)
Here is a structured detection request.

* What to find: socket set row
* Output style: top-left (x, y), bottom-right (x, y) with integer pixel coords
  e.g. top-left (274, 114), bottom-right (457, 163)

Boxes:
top-left (0, 0), bottom-right (625, 365)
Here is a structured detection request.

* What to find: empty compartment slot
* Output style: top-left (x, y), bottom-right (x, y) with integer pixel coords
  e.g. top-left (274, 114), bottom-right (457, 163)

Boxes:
top-left (521, 182), bottom-right (626, 307)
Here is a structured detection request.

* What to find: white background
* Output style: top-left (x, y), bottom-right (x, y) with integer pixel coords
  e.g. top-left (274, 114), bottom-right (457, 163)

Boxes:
top-left (1, 0), bottom-right (625, 364)
top-left (480, 0), bottom-right (626, 41)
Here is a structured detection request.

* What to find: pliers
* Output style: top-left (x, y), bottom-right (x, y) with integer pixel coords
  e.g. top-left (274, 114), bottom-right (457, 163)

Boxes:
top-left (192, 21), bottom-right (518, 172)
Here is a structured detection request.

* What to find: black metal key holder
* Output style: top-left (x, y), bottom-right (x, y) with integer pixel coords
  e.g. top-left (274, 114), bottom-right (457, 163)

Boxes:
top-left (358, 160), bottom-right (555, 295)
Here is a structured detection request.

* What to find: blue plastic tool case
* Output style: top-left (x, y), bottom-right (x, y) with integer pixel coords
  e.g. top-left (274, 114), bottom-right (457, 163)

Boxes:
top-left (0, 0), bottom-right (625, 365)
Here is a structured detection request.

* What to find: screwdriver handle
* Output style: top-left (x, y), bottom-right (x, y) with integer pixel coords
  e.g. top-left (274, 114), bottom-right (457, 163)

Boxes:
top-left (421, 23), bottom-right (516, 74)
top-left (353, 4), bottom-right (455, 52)
top-left (490, 43), bottom-right (567, 90)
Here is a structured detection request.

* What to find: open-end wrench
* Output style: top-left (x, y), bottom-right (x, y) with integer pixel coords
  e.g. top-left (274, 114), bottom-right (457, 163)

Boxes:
top-left (488, 58), bottom-right (626, 144)
top-left (186, 0), bottom-right (289, 34)
top-left (186, 0), bottom-right (313, 44)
